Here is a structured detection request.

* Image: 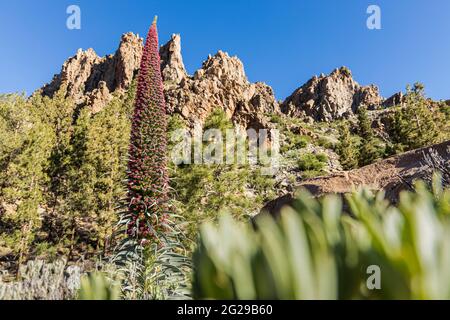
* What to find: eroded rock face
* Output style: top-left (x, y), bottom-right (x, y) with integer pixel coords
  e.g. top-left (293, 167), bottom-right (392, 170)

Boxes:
top-left (383, 92), bottom-right (404, 108)
top-left (42, 32), bottom-right (143, 112)
top-left (159, 34), bottom-right (187, 85)
top-left (41, 33), bottom-right (279, 130)
top-left (113, 32), bottom-right (144, 91)
top-left (86, 81), bottom-right (112, 114)
top-left (280, 67), bottom-right (383, 122)
top-left (163, 48), bottom-right (279, 129)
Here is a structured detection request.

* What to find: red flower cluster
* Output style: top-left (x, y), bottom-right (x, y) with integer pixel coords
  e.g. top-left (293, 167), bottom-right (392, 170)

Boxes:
top-left (127, 17), bottom-right (169, 240)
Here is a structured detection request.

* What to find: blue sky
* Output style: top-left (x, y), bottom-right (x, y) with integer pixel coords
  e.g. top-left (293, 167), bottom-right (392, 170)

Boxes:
top-left (1, 0), bottom-right (450, 100)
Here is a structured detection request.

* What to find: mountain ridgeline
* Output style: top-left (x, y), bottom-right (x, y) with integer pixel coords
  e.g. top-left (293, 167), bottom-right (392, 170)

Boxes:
top-left (41, 32), bottom-right (418, 127)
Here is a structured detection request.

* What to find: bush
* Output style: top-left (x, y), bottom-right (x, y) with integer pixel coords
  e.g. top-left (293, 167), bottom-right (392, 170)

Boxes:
top-left (281, 132), bottom-right (310, 153)
top-left (316, 136), bottom-right (335, 149)
top-left (297, 152), bottom-right (327, 172)
top-left (442, 104), bottom-right (450, 118)
top-left (192, 178), bottom-right (450, 300)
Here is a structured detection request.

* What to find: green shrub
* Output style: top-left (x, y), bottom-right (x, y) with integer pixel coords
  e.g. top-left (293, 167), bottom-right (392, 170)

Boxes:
top-left (192, 203), bottom-right (339, 299)
top-left (192, 178), bottom-right (450, 300)
top-left (204, 108), bottom-right (233, 132)
top-left (316, 136), bottom-right (335, 149)
top-left (297, 152), bottom-right (327, 172)
top-left (269, 113), bottom-right (283, 124)
top-left (442, 104), bottom-right (450, 118)
top-left (281, 132), bottom-right (310, 154)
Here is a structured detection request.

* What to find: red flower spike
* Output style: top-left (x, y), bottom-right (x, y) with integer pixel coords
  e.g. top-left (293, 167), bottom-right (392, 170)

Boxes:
top-left (127, 16), bottom-right (169, 240)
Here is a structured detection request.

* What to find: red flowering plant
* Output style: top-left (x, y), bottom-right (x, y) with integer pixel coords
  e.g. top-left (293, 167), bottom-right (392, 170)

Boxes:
top-left (127, 17), bottom-right (169, 241)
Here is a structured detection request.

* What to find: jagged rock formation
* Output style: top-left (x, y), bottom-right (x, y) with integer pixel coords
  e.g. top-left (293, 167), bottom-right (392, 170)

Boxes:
top-left (42, 33), bottom-right (143, 112)
top-left (383, 92), bottom-right (404, 108)
top-left (281, 67), bottom-right (383, 122)
top-left (260, 140), bottom-right (450, 218)
top-left (159, 34), bottom-right (187, 85)
top-left (41, 33), bottom-right (279, 130)
top-left (86, 81), bottom-right (112, 113)
top-left (162, 47), bottom-right (279, 129)
top-left (41, 30), bottom-right (415, 126)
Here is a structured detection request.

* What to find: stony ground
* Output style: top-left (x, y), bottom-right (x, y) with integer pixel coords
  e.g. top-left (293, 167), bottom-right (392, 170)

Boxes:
top-left (262, 140), bottom-right (450, 217)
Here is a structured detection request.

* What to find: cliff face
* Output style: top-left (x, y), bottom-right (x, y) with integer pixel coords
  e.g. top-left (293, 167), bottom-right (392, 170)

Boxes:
top-left (42, 33), bottom-right (143, 113)
top-left (41, 33), bottom-right (279, 130)
top-left (162, 48), bottom-right (279, 130)
top-left (40, 31), bottom-right (409, 125)
top-left (280, 67), bottom-right (383, 122)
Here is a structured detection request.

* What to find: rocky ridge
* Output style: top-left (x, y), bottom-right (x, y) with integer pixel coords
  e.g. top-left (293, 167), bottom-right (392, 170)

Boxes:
top-left (42, 32), bottom-right (143, 113)
top-left (41, 31), bottom-right (405, 127)
top-left (161, 38), bottom-right (279, 130)
top-left (41, 33), bottom-right (279, 130)
top-left (280, 67), bottom-right (401, 122)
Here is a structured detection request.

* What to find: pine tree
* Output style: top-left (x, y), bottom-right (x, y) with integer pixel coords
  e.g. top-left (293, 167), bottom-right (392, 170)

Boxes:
top-left (0, 94), bottom-right (54, 260)
top-left (357, 106), bottom-right (381, 166)
top-left (127, 17), bottom-right (169, 240)
top-left (66, 96), bottom-right (131, 252)
top-left (389, 83), bottom-right (442, 151)
top-left (337, 122), bottom-right (359, 170)
top-left (34, 87), bottom-right (80, 253)
top-left (1, 85), bottom-right (135, 260)
top-left (36, 87), bottom-right (77, 217)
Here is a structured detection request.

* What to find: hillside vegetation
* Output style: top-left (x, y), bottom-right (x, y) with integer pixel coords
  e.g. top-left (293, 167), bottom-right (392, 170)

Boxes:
top-left (0, 25), bottom-right (450, 299)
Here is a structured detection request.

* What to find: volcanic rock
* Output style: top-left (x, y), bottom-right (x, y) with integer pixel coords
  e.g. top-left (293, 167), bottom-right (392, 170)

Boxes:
top-left (41, 32), bottom-right (143, 112)
top-left (41, 33), bottom-right (279, 130)
top-left (280, 67), bottom-right (383, 121)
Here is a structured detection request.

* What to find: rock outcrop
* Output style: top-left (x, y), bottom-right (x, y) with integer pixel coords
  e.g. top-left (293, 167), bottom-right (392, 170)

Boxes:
top-left (41, 31), bottom-right (412, 127)
top-left (159, 34), bottom-right (187, 85)
top-left (300, 140), bottom-right (450, 199)
top-left (163, 48), bottom-right (279, 129)
top-left (280, 67), bottom-right (383, 122)
top-left (42, 33), bottom-right (143, 112)
top-left (383, 92), bottom-right (404, 108)
top-left (41, 33), bottom-right (279, 130)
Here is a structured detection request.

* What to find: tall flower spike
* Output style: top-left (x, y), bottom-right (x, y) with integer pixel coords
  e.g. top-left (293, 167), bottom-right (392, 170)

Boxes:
top-left (127, 17), bottom-right (169, 240)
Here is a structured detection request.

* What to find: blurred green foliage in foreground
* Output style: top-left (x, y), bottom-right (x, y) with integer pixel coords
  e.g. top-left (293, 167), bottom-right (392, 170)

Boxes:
top-left (193, 177), bottom-right (450, 300)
